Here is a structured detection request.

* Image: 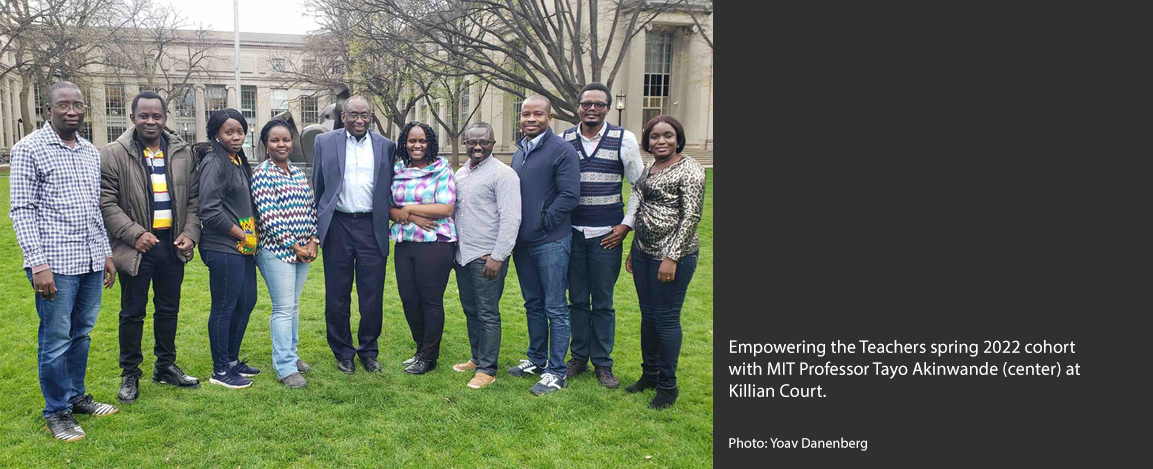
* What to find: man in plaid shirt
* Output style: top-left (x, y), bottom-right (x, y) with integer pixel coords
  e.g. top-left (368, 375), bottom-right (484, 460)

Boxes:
top-left (8, 81), bottom-right (120, 442)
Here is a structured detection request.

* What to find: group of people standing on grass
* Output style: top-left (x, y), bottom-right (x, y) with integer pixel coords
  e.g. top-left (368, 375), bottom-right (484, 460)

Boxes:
top-left (9, 80), bottom-right (706, 442)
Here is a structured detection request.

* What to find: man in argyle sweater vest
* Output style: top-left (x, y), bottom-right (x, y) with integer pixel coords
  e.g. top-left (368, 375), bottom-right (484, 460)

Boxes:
top-left (561, 83), bottom-right (644, 388)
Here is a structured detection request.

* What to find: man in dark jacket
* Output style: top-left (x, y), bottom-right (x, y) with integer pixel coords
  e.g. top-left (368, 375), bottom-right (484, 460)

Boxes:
top-left (508, 95), bottom-right (581, 395)
top-left (312, 95), bottom-right (397, 374)
top-left (100, 91), bottom-right (202, 403)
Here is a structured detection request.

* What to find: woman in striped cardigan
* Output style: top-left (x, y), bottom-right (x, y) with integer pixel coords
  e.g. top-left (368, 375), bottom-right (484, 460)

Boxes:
top-left (251, 119), bottom-right (319, 388)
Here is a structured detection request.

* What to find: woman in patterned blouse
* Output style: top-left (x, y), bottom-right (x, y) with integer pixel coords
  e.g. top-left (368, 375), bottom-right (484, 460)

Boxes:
top-left (624, 115), bottom-right (707, 410)
top-left (388, 121), bottom-right (457, 375)
top-left (251, 119), bottom-right (319, 389)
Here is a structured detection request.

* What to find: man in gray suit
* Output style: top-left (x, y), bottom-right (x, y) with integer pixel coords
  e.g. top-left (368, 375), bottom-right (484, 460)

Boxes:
top-left (312, 95), bottom-right (397, 374)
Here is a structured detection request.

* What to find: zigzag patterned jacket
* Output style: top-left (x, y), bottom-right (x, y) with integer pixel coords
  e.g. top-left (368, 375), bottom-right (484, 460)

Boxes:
top-left (252, 160), bottom-right (319, 263)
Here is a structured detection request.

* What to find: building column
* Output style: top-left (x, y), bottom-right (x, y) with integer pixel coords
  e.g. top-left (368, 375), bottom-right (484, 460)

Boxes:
top-left (195, 86), bottom-right (207, 142)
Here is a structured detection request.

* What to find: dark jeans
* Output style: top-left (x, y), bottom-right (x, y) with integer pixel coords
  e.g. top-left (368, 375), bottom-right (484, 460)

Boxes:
top-left (455, 257), bottom-right (509, 375)
top-left (201, 249), bottom-right (257, 373)
top-left (118, 229), bottom-right (184, 377)
top-left (323, 212), bottom-right (387, 361)
top-left (26, 269), bottom-right (102, 418)
top-left (567, 229), bottom-right (622, 368)
top-left (394, 241), bottom-right (455, 362)
top-left (513, 234), bottom-right (572, 377)
top-left (631, 250), bottom-right (698, 390)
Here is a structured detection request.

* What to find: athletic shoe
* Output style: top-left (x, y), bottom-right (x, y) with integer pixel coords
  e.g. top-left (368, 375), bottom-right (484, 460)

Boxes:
top-left (296, 359), bottom-right (311, 374)
top-left (565, 358), bottom-right (588, 378)
top-left (70, 394), bottom-right (119, 416)
top-left (508, 359), bottom-right (542, 377)
top-left (209, 368), bottom-right (252, 389)
top-left (529, 373), bottom-right (567, 395)
top-left (595, 367), bottom-right (620, 388)
top-left (233, 360), bottom-right (261, 377)
top-left (45, 411), bottom-right (84, 442)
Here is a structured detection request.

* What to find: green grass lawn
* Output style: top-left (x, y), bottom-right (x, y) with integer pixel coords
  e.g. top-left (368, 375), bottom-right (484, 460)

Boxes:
top-left (0, 170), bottom-right (713, 468)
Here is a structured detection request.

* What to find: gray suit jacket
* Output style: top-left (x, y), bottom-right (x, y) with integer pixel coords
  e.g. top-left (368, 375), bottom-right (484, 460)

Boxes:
top-left (312, 128), bottom-right (397, 257)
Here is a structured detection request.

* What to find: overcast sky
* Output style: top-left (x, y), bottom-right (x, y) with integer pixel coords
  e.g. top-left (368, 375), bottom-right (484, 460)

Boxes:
top-left (159, 0), bottom-right (323, 35)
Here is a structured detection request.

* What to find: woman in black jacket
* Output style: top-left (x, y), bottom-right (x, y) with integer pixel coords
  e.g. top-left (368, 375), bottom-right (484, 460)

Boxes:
top-left (197, 108), bottom-right (260, 389)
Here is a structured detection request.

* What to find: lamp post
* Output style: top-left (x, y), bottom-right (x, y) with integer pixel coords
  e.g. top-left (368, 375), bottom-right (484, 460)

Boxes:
top-left (616, 92), bottom-right (626, 126)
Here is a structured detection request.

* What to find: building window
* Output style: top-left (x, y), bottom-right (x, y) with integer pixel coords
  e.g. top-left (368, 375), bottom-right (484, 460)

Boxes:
top-left (507, 88), bottom-right (524, 144)
top-left (106, 124), bottom-right (127, 141)
top-left (78, 122), bottom-right (93, 142)
top-left (205, 85), bottom-right (227, 121)
top-left (171, 85), bottom-right (195, 118)
top-left (643, 30), bottom-right (674, 125)
top-left (331, 63), bottom-right (343, 76)
top-left (241, 85), bottom-right (257, 156)
top-left (271, 89), bottom-right (288, 119)
top-left (301, 94), bottom-right (318, 124)
top-left (271, 57), bottom-right (286, 72)
top-left (303, 59), bottom-right (317, 75)
top-left (460, 86), bottom-right (470, 125)
top-left (105, 84), bottom-right (126, 117)
top-left (35, 84), bottom-right (47, 121)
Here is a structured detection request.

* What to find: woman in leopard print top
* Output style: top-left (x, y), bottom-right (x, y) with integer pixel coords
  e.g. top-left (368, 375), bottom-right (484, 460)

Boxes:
top-left (624, 115), bottom-right (707, 410)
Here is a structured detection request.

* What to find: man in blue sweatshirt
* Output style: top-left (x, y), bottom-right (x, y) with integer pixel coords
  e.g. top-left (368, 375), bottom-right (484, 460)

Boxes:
top-left (508, 95), bottom-right (581, 395)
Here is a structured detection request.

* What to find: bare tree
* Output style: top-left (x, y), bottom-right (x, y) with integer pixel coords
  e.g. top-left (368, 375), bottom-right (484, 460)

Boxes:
top-left (102, 0), bottom-right (219, 111)
top-left (295, 0), bottom-right (436, 139)
top-left (6, 0), bottom-right (126, 135)
top-left (323, 0), bottom-right (673, 124)
top-left (420, 77), bottom-right (489, 167)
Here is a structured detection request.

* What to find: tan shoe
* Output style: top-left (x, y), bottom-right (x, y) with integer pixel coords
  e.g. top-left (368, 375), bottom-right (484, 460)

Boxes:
top-left (467, 372), bottom-right (496, 389)
top-left (453, 359), bottom-right (477, 373)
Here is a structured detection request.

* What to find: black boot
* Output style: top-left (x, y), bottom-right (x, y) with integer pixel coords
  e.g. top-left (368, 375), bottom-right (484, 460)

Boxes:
top-left (625, 375), bottom-right (658, 393)
top-left (648, 387), bottom-right (678, 409)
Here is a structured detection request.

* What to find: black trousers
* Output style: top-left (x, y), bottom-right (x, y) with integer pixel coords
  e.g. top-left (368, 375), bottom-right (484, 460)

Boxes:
top-left (323, 212), bottom-right (387, 361)
top-left (118, 229), bottom-right (184, 377)
top-left (394, 241), bottom-right (455, 362)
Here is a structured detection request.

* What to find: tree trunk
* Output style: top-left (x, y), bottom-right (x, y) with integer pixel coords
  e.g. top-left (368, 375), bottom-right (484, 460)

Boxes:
top-left (449, 138), bottom-right (460, 168)
top-left (19, 79), bottom-right (33, 135)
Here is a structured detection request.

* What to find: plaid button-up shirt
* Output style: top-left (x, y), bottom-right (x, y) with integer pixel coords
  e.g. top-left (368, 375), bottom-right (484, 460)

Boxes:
top-left (9, 123), bottom-right (112, 275)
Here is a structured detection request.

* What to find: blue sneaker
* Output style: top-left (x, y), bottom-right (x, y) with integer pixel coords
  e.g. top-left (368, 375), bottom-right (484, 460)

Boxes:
top-left (233, 360), bottom-right (261, 378)
top-left (209, 368), bottom-right (252, 389)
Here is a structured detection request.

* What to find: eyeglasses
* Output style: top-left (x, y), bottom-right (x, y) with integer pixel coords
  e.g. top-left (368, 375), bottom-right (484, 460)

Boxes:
top-left (344, 112), bottom-right (372, 121)
top-left (135, 113), bottom-right (165, 122)
top-left (463, 139), bottom-right (493, 147)
top-left (578, 101), bottom-right (608, 110)
top-left (51, 102), bottom-right (87, 112)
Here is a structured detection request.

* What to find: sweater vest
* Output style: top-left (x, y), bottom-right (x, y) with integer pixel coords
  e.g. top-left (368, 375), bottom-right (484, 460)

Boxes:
top-left (563, 123), bottom-right (625, 227)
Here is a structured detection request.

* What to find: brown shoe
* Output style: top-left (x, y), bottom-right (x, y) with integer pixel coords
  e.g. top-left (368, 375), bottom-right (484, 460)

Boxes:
top-left (467, 372), bottom-right (496, 389)
top-left (595, 367), bottom-right (620, 388)
top-left (453, 359), bottom-right (477, 373)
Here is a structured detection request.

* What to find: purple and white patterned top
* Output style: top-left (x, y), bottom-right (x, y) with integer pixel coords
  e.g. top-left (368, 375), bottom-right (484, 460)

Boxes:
top-left (389, 156), bottom-right (457, 242)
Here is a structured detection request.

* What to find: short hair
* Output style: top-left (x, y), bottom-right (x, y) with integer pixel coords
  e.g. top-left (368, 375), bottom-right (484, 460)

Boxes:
top-left (463, 121), bottom-right (494, 141)
top-left (395, 121), bottom-right (439, 166)
top-left (345, 95), bottom-right (371, 109)
top-left (260, 118), bottom-right (293, 146)
top-left (131, 91), bottom-right (167, 115)
top-left (206, 108), bottom-right (249, 139)
top-left (640, 115), bottom-right (687, 154)
top-left (523, 95), bottom-right (551, 113)
top-left (577, 82), bottom-right (612, 106)
top-left (47, 81), bottom-right (81, 104)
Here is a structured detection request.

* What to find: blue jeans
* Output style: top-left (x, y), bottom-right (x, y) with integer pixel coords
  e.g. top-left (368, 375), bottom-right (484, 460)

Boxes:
top-left (26, 269), bottom-right (103, 417)
top-left (201, 249), bottom-right (257, 373)
top-left (455, 257), bottom-right (509, 376)
top-left (256, 249), bottom-right (310, 379)
top-left (567, 229), bottom-right (622, 368)
top-left (513, 234), bottom-right (572, 377)
top-left (631, 250), bottom-right (698, 390)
